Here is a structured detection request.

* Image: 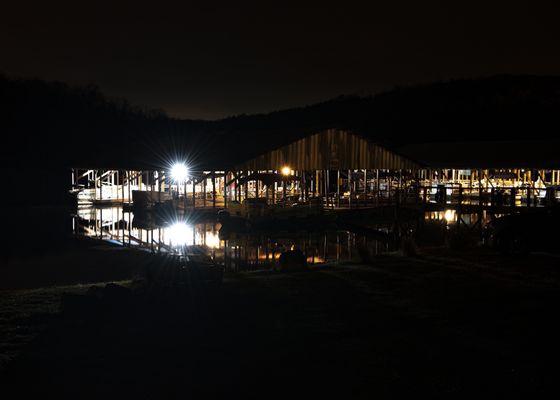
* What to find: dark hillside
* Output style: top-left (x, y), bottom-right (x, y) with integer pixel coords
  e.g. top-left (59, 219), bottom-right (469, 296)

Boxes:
top-left (0, 75), bottom-right (209, 170)
top-left (181, 75), bottom-right (560, 167)
top-left (206, 75), bottom-right (560, 150)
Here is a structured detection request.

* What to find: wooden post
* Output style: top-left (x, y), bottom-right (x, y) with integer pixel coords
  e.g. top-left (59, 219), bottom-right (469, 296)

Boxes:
top-left (212, 172), bottom-right (216, 208)
top-left (311, 171), bottom-right (315, 197)
top-left (295, 170), bottom-right (299, 201)
top-left (157, 171), bottom-right (162, 203)
top-left (363, 169), bottom-right (367, 207)
top-left (469, 169), bottom-right (473, 203)
top-left (224, 171), bottom-right (228, 209)
top-left (127, 197), bottom-right (131, 245)
top-left (203, 174), bottom-right (207, 207)
top-left (120, 201), bottom-right (125, 244)
top-left (398, 169), bottom-right (402, 205)
top-left (237, 172), bottom-right (241, 202)
top-left (376, 169), bottom-right (380, 205)
top-left (184, 180), bottom-right (187, 210)
top-left (192, 177), bottom-right (196, 209)
top-left (316, 170), bottom-right (320, 198)
top-left (236, 174), bottom-right (239, 202)
top-left (94, 170), bottom-right (98, 201)
top-left (325, 169), bottom-right (330, 208)
top-left (337, 170), bottom-right (341, 208)
top-left (352, 170), bottom-right (357, 199)
top-left (478, 169), bottom-right (483, 225)
top-left (265, 181), bottom-right (269, 204)
top-left (128, 171), bottom-right (132, 204)
top-left (244, 171), bottom-right (249, 201)
top-left (348, 169), bottom-right (352, 208)
top-left (303, 171), bottom-right (308, 202)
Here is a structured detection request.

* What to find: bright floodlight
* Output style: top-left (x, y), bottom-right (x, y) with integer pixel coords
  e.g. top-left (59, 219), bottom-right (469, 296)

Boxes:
top-left (281, 166), bottom-right (291, 176)
top-left (167, 222), bottom-right (191, 247)
top-left (171, 162), bottom-right (189, 182)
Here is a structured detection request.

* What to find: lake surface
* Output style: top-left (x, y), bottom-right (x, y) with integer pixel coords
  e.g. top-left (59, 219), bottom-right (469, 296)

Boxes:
top-left (70, 203), bottom-right (499, 272)
top-left (73, 206), bottom-right (396, 270)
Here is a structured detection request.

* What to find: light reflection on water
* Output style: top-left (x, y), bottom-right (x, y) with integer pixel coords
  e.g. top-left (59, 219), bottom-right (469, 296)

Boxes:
top-left (424, 209), bottom-right (499, 225)
top-left (73, 206), bottom-right (393, 271)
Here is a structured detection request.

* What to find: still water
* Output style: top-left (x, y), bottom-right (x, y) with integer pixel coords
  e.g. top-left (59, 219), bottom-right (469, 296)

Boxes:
top-left (72, 204), bottom-right (495, 271)
top-left (73, 206), bottom-right (395, 270)
top-left (425, 209), bottom-right (499, 225)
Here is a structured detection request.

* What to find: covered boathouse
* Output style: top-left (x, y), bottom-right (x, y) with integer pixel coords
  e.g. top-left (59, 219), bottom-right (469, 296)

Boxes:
top-left (71, 128), bottom-right (419, 209)
top-left (71, 128), bottom-right (560, 212)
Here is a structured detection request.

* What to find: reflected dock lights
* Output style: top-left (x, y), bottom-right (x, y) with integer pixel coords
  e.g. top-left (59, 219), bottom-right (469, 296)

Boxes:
top-left (168, 222), bottom-right (190, 247)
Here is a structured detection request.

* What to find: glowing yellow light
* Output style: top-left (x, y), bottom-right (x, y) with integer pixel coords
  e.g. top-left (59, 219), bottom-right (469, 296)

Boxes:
top-left (443, 209), bottom-right (456, 223)
top-left (281, 166), bottom-right (291, 176)
top-left (205, 231), bottom-right (221, 249)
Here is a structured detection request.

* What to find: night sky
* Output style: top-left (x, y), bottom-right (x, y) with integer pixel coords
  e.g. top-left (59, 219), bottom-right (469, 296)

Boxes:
top-left (2, 1), bottom-right (559, 119)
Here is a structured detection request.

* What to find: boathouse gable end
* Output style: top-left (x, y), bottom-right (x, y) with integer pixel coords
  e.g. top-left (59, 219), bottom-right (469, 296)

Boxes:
top-left (234, 129), bottom-right (419, 171)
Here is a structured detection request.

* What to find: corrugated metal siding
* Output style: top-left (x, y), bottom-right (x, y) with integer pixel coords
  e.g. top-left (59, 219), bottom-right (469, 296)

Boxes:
top-left (236, 129), bottom-right (418, 170)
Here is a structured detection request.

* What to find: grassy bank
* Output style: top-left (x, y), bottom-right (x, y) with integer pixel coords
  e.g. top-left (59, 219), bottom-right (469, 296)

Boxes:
top-left (0, 281), bottom-right (131, 370)
top-left (0, 237), bottom-right (153, 371)
top-left (2, 248), bottom-right (560, 397)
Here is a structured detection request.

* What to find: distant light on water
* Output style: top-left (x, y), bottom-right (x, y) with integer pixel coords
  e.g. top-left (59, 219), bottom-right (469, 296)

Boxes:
top-left (205, 231), bottom-right (221, 249)
top-left (444, 209), bottom-right (456, 223)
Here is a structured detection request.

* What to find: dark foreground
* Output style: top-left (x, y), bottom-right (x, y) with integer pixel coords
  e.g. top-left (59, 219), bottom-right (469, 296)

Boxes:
top-left (2, 248), bottom-right (560, 398)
